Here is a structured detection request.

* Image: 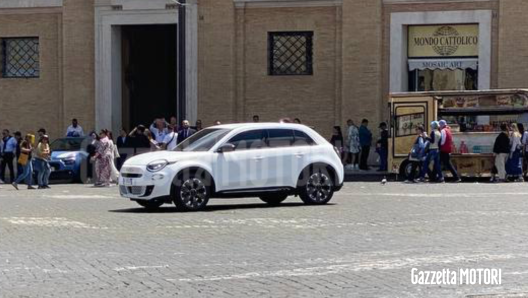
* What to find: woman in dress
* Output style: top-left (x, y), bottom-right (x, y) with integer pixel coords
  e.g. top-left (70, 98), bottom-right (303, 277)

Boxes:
top-left (507, 123), bottom-right (524, 182)
top-left (94, 129), bottom-right (113, 187)
top-left (347, 120), bottom-right (361, 170)
top-left (107, 131), bottom-right (120, 183)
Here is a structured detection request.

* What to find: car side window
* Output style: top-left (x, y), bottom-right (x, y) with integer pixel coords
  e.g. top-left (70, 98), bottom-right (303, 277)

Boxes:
top-left (267, 129), bottom-right (294, 148)
top-left (228, 129), bottom-right (267, 150)
top-left (293, 130), bottom-right (315, 146)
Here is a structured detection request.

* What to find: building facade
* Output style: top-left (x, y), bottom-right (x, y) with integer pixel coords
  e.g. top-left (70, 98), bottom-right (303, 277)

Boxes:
top-left (0, 0), bottom-right (527, 139)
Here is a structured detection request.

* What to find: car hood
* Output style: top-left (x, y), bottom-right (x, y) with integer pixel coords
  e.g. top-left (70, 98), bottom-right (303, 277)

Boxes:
top-left (124, 151), bottom-right (209, 166)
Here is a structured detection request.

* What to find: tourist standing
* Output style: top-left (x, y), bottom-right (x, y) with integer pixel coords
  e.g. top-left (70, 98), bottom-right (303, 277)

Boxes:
top-left (507, 123), bottom-right (523, 181)
top-left (418, 121), bottom-right (443, 183)
top-left (376, 122), bottom-right (389, 172)
top-left (177, 120), bottom-right (196, 144)
top-left (358, 119), bottom-right (372, 170)
top-left (346, 120), bottom-right (361, 170)
top-left (12, 134), bottom-right (35, 190)
top-left (330, 126), bottom-right (345, 163)
top-left (163, 125), bottom-right (178, 151)
top-left (94, 130), bottom-right (113, 187)
top-left (253, 115), bottom-right (260, 123)
top-left (150, 118), bottom-right (168, 144)
top-left (194, 120), bottom-right (203, 131)
top-left (107, 131), bottom-right (120, 183)
top-left (34, 135), bottom-right (51, 189)
top-left (0, 130), bottom-right (17, 183)
top-left (439, 120), bottom-right (461, 182)
top-left (493, 124), bottom-right (511, 183)
top-left (520, 123), bottom-right (528, 179)
top-left (116, 129), bottom-right (129, 170)
top-left (405, 125), bottom-right (427, 183)
top-left (66, 118), bottom-right (84, 137)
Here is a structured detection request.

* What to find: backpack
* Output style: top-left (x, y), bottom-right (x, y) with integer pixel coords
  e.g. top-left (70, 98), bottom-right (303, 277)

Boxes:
top-left (409, 137), bottom-right (428, 161)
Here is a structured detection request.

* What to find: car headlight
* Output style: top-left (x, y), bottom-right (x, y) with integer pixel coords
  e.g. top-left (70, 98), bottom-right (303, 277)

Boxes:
top-left (147, 159), bottom-right (169, 172)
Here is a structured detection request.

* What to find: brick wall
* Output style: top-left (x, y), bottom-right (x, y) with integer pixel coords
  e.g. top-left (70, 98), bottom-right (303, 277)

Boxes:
top-left (197, 0), bottom-right (236, 127)
top-left (235, 6), bottom-right (340, 138)
top-left (62, 0), bottom-right (95, 135)
top-left (498, 0), bottom-right (528, 88)
top-left (0, 10), bottom-right (62, 138)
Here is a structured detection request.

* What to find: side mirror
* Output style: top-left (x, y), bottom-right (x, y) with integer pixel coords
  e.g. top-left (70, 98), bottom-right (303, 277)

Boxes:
top-left (217, 143), bottom-right (235, 153)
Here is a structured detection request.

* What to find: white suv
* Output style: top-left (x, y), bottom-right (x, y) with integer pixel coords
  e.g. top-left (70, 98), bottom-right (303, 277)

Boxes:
top-left (119, 123), bottom-right (344, 211)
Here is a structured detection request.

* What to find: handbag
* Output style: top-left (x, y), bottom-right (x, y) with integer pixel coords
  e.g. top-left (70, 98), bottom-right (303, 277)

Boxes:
top-left (18, 153), bottom-right (29, 166)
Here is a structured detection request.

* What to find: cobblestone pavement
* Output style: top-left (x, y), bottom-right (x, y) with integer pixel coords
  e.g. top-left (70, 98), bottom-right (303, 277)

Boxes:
top-left (2, 182), bottom-right (528, 297)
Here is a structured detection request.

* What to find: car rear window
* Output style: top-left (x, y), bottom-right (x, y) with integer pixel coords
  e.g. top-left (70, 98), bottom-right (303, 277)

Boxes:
top-left (267, 129), bottom-right (294, 148)
top-left (293, 130), bottom-right (315, 146)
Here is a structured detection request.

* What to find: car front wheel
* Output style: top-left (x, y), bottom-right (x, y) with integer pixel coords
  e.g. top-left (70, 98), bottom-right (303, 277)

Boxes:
top-left (259, 194), bottom-right (288, 206)
top-left (173, 171), bottom-right (210, 211)
top-left (298, 166), bottom-right (334, 205)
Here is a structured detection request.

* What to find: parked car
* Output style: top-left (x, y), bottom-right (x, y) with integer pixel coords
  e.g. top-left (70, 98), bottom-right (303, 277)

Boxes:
top-left (48, 137), bottom-right (90, 183)
top-left (119, 123), bottom-right (344, 211)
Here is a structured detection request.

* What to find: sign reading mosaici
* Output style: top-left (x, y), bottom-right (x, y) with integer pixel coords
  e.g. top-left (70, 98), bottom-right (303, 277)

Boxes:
top-left (408, 25), bottom-right (479, 58)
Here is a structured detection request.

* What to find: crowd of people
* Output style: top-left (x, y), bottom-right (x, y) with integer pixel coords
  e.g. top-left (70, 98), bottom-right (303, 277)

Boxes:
top-left (0, 116), bottom-right (207, 190)
top-left (404, 120), bottom-right (527, 183)
top-left (8, 114), bottom-right (525, 188)
top-left (329, 119), bottom-right (389, 172)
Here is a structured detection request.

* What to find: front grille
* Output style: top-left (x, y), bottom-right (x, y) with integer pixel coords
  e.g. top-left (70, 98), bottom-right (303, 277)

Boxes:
top-left (129, 186), bottom-right (145, 195)
top-left (120, 185), bottom-right (154, 197)
top-left (121, 173), bottom-right (142, 178)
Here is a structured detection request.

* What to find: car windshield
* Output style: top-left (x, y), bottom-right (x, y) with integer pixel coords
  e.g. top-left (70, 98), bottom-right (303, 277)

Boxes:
top-left (174, 128), bottom-right (231, 152)
top-left (50, 138), bottom-right (84, 152)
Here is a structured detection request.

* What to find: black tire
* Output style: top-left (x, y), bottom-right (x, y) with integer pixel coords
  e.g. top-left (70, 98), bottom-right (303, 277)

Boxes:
top-left (399, 159), bottom-right (413, 180)
top-left (298, 165), bottom-right (335, 205)
top-left (172, 169), bottom-right (211, 211)
top-left (136, 199), bottom-right (164, 210)
top-left (259, 194), bottom-right (288, 206)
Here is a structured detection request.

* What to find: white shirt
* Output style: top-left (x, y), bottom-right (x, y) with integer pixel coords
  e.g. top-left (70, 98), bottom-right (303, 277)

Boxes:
top-left (511, 134), bottom-right (522, 153)
top-left (150, 124), bottom-right (168, 143)
top-left (163, 132), bottom-right (178, 151)
top-left (522, 131), bottom-right (528, 150)
top-left (66, 125), bottom-right (84, 137)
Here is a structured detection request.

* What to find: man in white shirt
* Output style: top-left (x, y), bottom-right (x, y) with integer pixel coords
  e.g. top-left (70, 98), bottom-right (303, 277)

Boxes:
top-left (162, 125), bottom-right (178, 151)
top-left (150, 118), bottom-right (168, 144)
top-left (66, 118), bottom-right (84, 137)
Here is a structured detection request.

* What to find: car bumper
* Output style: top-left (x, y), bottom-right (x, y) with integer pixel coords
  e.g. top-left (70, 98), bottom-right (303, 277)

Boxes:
top-left (119, 166), bottom-right (173, 200)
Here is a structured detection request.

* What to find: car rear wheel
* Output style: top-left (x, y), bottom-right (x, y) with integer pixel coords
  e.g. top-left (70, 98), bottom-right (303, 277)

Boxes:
top-left (173, 171), bottom-right (211, 211)
top-left (259, 194), bottom-right (288, 206)
top-left (136, 199), bottom-right (164, 210)
top-left (298, 166), bottom-right (334, 205)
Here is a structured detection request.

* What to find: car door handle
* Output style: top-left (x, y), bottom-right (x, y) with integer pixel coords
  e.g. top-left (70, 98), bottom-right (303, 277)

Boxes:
top-left (253, 156), bottom-right (264, 161)
top-left (295, 152), bottom-right (305, 157)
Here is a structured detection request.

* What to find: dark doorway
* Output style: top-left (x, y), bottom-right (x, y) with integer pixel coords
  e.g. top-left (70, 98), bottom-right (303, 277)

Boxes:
top-left (122, 25), bottom-right (177, 130)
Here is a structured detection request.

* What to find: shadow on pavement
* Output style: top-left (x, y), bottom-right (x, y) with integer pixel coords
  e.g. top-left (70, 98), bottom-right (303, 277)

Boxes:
top-left (109, 202), bottom-right (335, 213)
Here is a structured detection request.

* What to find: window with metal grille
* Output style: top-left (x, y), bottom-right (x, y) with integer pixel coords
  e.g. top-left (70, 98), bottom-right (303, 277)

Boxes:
top-left (1, 37), bottom-right (40, 78)
top-left (268, 31), bottom-right (313, 76)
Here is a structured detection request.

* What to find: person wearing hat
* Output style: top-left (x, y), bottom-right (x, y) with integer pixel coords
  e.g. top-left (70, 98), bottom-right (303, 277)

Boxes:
top-left (417, 121), bottom-right (444, 183)
top-left (34, 134), bottom-right (51, 189)
top-left (376, 122), bottom-right (389, 172)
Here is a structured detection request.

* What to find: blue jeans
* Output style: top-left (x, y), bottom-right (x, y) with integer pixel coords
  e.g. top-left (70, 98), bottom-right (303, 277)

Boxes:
top-left (14, 160), bottom-right (33, 186)
top-left (377, 147), bottom-right (388, 171)
top-left (420, 149), bottom-right (443, 180)
top-left (34, 159), bottom-right (51, 186)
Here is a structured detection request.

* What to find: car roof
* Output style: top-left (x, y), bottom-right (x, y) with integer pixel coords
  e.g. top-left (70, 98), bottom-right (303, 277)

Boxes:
top-left (212, 122), bottom-right (306, 130)
top-left (209, 122), bottom-right (327, 144)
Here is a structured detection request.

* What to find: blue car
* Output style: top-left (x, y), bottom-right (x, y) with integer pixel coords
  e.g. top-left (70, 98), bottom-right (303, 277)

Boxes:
top-left (48, 137), bottom-right (91, 183)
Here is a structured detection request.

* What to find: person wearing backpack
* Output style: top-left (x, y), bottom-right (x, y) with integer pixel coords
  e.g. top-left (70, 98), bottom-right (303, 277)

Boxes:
top-left (405, 125), bottom-right (427, 183)
top-left (417, 121), bottom-right (443, 183)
